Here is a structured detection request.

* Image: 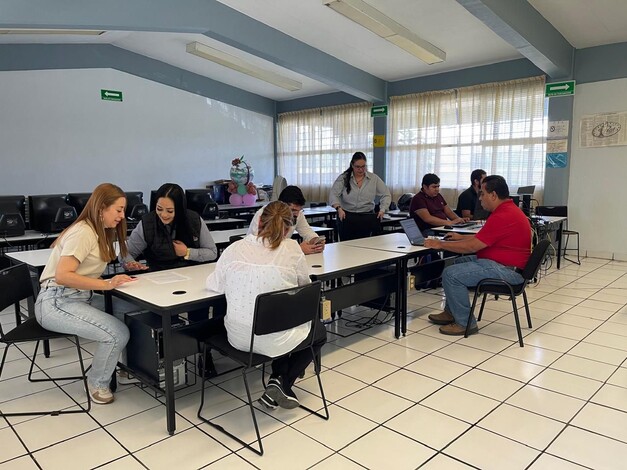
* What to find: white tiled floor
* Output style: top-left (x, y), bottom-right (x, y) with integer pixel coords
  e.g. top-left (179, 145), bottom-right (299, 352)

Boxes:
top-left (3, 256), bottom-right (627, 469)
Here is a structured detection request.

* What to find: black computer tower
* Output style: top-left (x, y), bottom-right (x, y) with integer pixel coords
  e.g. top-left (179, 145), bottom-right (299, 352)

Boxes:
top-left (125, 312), bottom-right (200, 391)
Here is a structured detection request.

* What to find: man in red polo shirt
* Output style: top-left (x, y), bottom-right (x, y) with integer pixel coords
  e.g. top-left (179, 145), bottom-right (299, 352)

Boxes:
top-left (424, 175), bottom-right (531, 336)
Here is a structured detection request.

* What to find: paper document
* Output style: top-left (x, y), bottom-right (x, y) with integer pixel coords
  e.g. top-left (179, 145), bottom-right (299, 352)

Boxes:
top-left (143, 272), bottom-right (191, 285)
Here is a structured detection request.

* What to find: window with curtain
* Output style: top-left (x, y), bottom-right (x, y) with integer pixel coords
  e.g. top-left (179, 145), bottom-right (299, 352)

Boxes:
top-left (277, 102), bottom-right (372, 202)
top-left (386, 76), bottom-right (546, 204)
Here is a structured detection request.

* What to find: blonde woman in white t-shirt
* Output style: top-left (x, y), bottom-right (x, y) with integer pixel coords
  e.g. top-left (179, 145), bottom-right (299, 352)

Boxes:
top-left (36, 183), bottom-right (136, 405)
top-left (206, 201), bottom-right (327, 410)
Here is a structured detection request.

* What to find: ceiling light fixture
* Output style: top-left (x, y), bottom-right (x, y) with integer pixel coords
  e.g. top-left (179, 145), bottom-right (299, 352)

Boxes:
top-left (323, 0), bottom-right (445, 64)
top-left (0, 29), bottom-right (105, 35)
top-left (186, 41), bottom-right (302, 92)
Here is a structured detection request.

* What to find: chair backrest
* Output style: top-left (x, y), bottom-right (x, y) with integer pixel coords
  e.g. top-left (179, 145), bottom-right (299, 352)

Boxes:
top-left (229, 235), bottom-right (244, 243)
top-left (253, 281), bottom-right (322, 336)
top-left (521, 239), bottom-right (552, 281)
top-left (271, 175), bottom-right (287, 202)
top-left (535, 205), bottom-right (567, 217)
top-left (0, 264), bottom-right (35, 314)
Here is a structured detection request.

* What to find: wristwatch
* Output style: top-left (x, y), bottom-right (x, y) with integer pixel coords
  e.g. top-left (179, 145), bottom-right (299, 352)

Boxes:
top-left (184, 248), bottom-right (191, 260)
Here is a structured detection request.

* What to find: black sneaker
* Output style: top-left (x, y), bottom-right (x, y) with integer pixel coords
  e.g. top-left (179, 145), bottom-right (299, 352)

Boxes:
top-left (258, 392), bottom-right (278, 410)
top-left (266, 377), bottom-right (300, 409)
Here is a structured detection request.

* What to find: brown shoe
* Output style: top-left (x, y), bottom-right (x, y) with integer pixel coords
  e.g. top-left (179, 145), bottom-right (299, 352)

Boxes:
top-left (428, 310), bottom-right (454, 325)
top-left (439, 323), bottom-right (478, 336)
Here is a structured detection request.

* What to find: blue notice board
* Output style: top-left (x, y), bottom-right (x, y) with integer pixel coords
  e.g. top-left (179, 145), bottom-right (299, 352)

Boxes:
top-left (546, 152), bottom-right (568, 168)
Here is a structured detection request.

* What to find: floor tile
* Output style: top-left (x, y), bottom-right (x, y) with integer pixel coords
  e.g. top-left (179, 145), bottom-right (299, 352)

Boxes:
top-left (478, 403), bottom-right (565, 450)
top-left (335, 385), bottom-right (413, 423)
top-left (444, 426), bottom-right (539, 470)
top-left (0, 455), bottom-right (39, 470)
top-left (420, 385), bottom-right (500, 424)
top-left (0, 427), bottom-right (28, 464)
top-left (591, 383), bottom-right (627, 414)
top-left (308, 453), bottom-right (367, 470)
top-left (530, 368), bottom-right (603, 400)
top-left (332, 355), bottom-right (398, 384)
top-left (452, 369), bottom-right (523, 401)
top-left (365, 342), bottom-right (426, 367)
top-left (527, 453), bottom-right (588, 469)
top-left (374, 368), bottom-right (443, 402)
top-left (550, 354), bottom-right (617, 382)
top-left (523, 331), bottom-right (579, 353)
top-left (405, 354), bottom-right (471, 383)
top-left (478, 354), bottom-right (546, 382)
top-left (506, 385), bottom-right (586, 422)
top-left (546, 425), bottom-right (627, 469)
top-left (341, 426), bottom-right (435, 470)
top-left (292, 404), bottom-right (376, 451)
top-left (568, 342), bottom-right (627, 366)
top-left (386, 404), bottom-right (470, 450)
top-left (500, 343), bottom-right (562, 367)
top-left (432, 343), bottom-right (494, 367)
top-left (32, 428), bottom-right (128, 470)
top-left (571, 402), bottom-right (627, 443)
top-left (419, 454), bottom-right (476, 469)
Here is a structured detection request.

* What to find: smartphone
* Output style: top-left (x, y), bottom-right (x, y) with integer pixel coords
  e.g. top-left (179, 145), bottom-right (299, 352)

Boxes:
top-left (311, 236), bottom-right (325, 245)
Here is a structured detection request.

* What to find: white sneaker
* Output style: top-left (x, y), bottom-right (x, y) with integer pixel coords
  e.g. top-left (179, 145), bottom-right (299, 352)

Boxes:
top-left (88, 385), bottom-right (114, 405)
top-left (117, 370), bottom-right (140, 385)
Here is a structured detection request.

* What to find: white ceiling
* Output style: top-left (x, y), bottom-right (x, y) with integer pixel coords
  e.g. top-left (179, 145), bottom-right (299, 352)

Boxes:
top-left (1, 0), bottom-right (627, 101)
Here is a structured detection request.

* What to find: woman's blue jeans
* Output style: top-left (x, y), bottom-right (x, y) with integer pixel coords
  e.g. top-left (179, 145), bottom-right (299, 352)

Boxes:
top-left (35, 286), bottom-right (130, 389)
top-left (442, 256), bottom-right (524, 327)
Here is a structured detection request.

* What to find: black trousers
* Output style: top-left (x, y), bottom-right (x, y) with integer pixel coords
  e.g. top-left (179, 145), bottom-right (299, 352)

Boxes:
top-left (338, 211), bottom-right (381, 241)
top-left (271, 321), bottom-right (327, 389)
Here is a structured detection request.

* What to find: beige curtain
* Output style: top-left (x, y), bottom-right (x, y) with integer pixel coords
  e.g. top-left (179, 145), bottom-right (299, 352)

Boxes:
top-left (277, 102), bottom-right (372, 203)
top-left (387, 76), bottom-right (546, 205)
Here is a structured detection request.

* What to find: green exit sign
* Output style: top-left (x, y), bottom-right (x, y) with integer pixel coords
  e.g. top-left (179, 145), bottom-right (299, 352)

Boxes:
top-left (545, 81), bottom-right (575, 98)
top-left (101, 89), bottom-right (123, 102)
top-left (371, 105), bottom-right (388, 117)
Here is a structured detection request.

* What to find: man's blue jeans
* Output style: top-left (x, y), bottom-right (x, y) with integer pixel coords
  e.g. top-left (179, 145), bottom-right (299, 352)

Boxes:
top-left (442, 256), bottom-right (524, 327)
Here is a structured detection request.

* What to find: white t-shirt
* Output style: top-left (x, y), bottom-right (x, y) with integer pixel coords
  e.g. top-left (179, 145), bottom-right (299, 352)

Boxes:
top-left (40, 221), bottom-right (107, 285)
top-left (206, 234), bottom-right (311, 357)
top-left (247, 206), bottom-right (317, 242)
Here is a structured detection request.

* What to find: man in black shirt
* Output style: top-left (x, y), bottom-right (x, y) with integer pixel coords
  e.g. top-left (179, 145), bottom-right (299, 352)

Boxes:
top-left (456, 169), bottom-right (488, 220)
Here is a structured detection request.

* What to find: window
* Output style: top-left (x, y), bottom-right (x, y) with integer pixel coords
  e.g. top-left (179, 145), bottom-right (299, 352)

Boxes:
top-left (277, 103), bottom-right (372, 202)
top-left (386, 76), bottom-right (546, 203)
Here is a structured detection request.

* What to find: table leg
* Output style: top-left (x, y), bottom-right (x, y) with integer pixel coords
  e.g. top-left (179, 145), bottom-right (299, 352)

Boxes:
top-left (162, 312), bottom-right (176, 435)
top-left (395, 259), bottom-right (405, 339)
top-left (556, 222), bottom-right (563, 269)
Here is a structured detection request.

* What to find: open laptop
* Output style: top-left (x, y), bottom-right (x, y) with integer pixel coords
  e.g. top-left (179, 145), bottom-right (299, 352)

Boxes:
top-left (399, 218), bottom-right (426, 246)
top-left (517, 185), bottom-right (536, 195)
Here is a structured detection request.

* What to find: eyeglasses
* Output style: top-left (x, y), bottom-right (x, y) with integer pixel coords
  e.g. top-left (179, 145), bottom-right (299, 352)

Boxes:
top-left (353, 164), bottom-right (366, 169)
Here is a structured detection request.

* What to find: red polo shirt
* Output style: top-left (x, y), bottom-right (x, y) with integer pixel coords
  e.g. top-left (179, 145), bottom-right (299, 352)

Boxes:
top-left (475, 199), bottom-right (531, 270)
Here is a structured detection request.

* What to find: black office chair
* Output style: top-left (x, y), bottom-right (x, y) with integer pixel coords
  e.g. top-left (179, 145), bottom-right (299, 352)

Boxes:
top-left (464, 239), bottom-right (552, 347)
top-left (535, 205), bottom-right (580, 265)
top-left (0, 264), bottom-right (91, 416)
top-left (229, 235), bottom-right (244, 244)
top-left (197, 281), bottom-right (328, 455)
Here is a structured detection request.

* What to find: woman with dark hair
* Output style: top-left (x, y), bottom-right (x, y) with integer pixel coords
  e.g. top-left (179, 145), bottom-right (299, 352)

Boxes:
top-left (206, 201), bottom-right (326, 409)
top-left (329, 152), bottom-right (391, 241)
top-left (36, 183), bottom-right (136, 405)
top-left (120, 183), bottom-right (217, 271)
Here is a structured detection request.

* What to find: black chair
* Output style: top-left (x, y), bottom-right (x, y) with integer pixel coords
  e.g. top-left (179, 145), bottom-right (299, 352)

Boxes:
top-left (0, 264), bottom-right (91, 416)
top-left (535, 205), bottom-right (580, 265)
top-left (197, 281), bottom-right (328, 455)
top-left (464, 239), bottom-right (552, 347)
top-left (229, 234), bottom-right (244, 244)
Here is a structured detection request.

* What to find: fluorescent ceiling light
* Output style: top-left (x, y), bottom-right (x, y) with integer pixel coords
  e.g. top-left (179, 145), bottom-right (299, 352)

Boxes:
top-left (186, 41), bottom-right (302, 92)
top-left (0, 29), bottom-right (105, 35)
top-left (324, 0), bottom-right (445, 64)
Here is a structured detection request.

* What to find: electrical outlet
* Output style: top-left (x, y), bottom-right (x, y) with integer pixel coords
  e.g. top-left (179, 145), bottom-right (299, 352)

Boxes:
top-left (321, 299), bottom-right (332, 320)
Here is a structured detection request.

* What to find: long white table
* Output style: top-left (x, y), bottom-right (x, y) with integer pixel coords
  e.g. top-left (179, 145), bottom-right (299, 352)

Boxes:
top-left (108, 263), bottom-right (221, 436)
top-left (306, 242), bottom-right (406, 337)
top-left (433, 215), bottom-right (568, 268)
top-left (341, 233), bottom-right (432, 335)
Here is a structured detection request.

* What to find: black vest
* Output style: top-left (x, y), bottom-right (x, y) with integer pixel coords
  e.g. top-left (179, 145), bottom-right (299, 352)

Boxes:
top-left (141, 210), bottom-right (202, 270)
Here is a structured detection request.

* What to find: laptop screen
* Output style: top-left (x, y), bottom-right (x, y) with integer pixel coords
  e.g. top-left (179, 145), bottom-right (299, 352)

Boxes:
top-left (400, 218), bottom-right (424, 244)
top-left (517, 185), bottom-right (535, 195)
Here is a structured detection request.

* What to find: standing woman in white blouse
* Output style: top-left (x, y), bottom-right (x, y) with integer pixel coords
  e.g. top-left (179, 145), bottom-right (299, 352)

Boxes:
top-left (206, 201), bottom-right (327, 410)
top-left (329, 152), bottom-right (392, 241)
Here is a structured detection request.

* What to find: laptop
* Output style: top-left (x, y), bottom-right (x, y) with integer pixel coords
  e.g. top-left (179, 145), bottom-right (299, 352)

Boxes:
top-left (399, 218), bottom-right (426, 246)
top-left (517, 185), bottom-right (536, 195)
top-left (451, 221), bottom-right (476, 228)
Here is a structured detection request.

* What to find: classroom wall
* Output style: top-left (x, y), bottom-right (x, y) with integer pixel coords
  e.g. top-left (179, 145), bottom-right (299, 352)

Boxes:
top-left (570, 77), bottom-right (627, 260)
top-left (0, 68), bottom-right (274, 201)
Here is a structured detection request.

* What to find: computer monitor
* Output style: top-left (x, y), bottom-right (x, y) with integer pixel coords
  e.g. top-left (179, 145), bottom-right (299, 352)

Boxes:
top-left (517, 185), bottom-right (536, 195)
top-left (0, 195), bottom-right (26, 237)
top-left (125, 191), bottom-right (148, 220)
top-left (66, 192), bottom-right (92, 216)
top-left (185, 189), bottom-right (218, 219)
top-left (28, 194), bottom-right (77, 233)
top-left (149, 190), bottom-right (158, 212)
